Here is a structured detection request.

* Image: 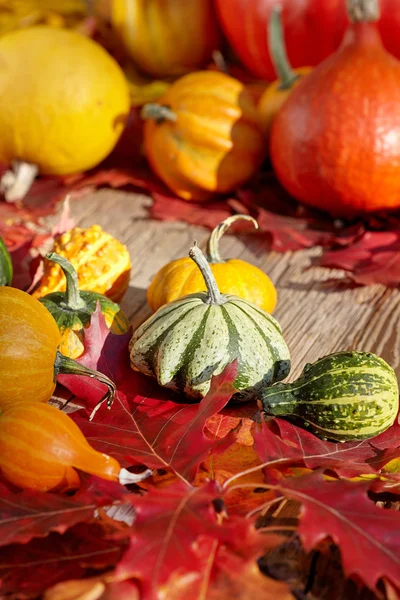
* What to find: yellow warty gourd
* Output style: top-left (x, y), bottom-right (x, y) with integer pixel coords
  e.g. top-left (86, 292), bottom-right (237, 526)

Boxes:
top-left (0, 26), bottom-right (130, 200)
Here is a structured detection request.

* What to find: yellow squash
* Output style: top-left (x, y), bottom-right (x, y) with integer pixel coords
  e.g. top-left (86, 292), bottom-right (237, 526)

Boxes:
top-left (111, 0), bottom-right (219, 77)
top-left (147, 215), bottom-right (277, 314)
top-left (0, 26), bottom-right (130, 200)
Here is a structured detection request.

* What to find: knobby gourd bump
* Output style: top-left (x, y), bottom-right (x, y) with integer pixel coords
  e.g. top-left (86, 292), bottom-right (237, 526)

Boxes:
top-left (258, 351), bottom-right (399, 441)
top-left (130, 244), bottom-right (290, 400)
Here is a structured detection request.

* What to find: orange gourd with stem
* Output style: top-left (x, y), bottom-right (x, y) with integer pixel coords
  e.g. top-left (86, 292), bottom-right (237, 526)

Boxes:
top-left (0, 286), bottom-right (115, 417)
top-left (141, 71), bottom-right (265, 201)
top-left (0, 402), bottom-right (152, 491)
top-left (258, 6), bottom-right (312, 137)
top-left (147, 215), bottom-right (277, 313)
top-left (270, 0), bottom-right (400, 217)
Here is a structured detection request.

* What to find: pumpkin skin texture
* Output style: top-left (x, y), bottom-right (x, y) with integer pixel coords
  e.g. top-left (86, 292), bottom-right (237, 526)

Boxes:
top-left (259, 351), bottom-right (399, 441)
top-left (111, 0), bottom-right (220, 78)
top-left (131, 246), bottom-right (290, 401)
top-left (0, 402), bottom-right (122, 492)
top-left (270, 13), bottom-right (400, 217)
top-left (0, 286), bottom-right (61, 407)
top-left (142, 71), bottom-right (265, 201)
top-left (215, 0), bottom-right (348, 81)
top-left (0, 27), bottom-right (130, 176)
top-left (39, 253), bottom-right (129, 359)
top-left (33, 225), bottom-right (131, 303)
top-left (147, 216), bottom-right (277, 314)
top-left (215, 0), bottom-right (400, 82)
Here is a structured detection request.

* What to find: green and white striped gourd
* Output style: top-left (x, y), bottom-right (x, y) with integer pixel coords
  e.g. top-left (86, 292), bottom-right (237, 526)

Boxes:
top-left (129, 245), bottom-right (290, 400)
top-left (258, 351), bottom-right (399, 441)
top-left (0, 236), bottom-right (12, 286)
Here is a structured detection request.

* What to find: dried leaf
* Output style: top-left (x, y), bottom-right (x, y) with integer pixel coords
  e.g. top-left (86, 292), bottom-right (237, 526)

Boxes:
top-left (0, 522), bottom-right (128, 598)
top-left (253, 418), bottom-right (400, 479)
top-left (0, 476), bottom-right (126, 547)
top-left (116, 480), bottom-right (283, 600)
top-left (317, 229), bottom-right (400, 286)
top-left (267, 472), bottom-right (400, 591)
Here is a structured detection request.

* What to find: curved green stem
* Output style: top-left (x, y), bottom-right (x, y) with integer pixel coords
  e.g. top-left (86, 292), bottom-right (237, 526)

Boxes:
top-left (188, 244), bottom-right (225, 305)
top-left (268, 6), bottom-right (299, 90)
top-left (346, 0), bottom-right (379, 22)
top-left (140, 103), bottom-right (177, 124)
top-left (46, 252), bottom-right (86, 311)
top-left (207, 214), bottom-right (259, 263)
top-left (0, 236), bottom-right (12, 286)
top-left (54, 351), bottom-right (116, 420)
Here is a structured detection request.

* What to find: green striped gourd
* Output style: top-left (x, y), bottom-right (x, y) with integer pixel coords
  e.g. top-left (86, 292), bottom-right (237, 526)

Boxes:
top-left (129, 245), bottom-right (290, 400)
top-left (0, 236), bottom-right (12, 286)
top-left (259, 351), bottom-right (399, 441)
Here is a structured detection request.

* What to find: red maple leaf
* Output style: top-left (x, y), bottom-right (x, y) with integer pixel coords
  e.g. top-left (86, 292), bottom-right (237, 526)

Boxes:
top-left (0, 522), bottom-right (128, 598)
top-left (70, 363), bottom-right (238, 483)
top-left (252, 417), bottom-right (400, 478)
top-left (262, 471), bottom-right (400, 592)
top-left (317, 229), bottom-right (400, 286)
top-left (0, 476), bottom-right (126, 548)
top-left (115, 480), bottom-right (284, 600)
top-left (59, 310), bottom-right (239, 482)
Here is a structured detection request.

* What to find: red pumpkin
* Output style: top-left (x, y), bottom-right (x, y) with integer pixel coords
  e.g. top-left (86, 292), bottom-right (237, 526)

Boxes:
top-left (215, 0), bottom-right (400, 81)
top-left (270, 0), bottom-right (400, 217)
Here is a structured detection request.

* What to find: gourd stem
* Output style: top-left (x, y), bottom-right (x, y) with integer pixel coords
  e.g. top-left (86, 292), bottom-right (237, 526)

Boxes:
top-left (140, 103), bottom-right (177, 124)
top-left (54, 351), bottom-right (116, 421)
top-left (207, 214), bottom-right (259, 263)
top-left (46, 252), bottom-right (86, 311)
top-left (119, 467), bottom-right (153, 485)
top-left (188, 244), bottom-right (224, 305)
top-left (0, 160), bottom-right (39, 202)
top-left (268, 6), bottom-right (299, 90)
top-left (347, 0), bottom-right (379, 22)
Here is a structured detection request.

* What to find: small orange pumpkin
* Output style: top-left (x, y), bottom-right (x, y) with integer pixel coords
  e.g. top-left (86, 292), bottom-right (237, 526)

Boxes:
top-left (147, 215), bottom-right (277, 313)
top-left (0, 402), bottom-right (151, 491)
top-left (258, 7), bottom-right (312, 137)
top-left (33, 224), bottom-right (131, 303)
top-left (141, 71), bottom-right (266, 201)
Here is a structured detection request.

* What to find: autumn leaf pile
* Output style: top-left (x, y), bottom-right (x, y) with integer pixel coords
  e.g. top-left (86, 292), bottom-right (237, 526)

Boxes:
top-left (0, 306), bottom-right (398, 599)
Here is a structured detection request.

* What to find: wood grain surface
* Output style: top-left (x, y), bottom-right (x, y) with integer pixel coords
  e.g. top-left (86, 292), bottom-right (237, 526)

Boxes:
top-left (49, 188), bottom-right (396, 599)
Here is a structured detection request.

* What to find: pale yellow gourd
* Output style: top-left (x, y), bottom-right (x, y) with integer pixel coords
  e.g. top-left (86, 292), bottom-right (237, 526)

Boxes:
top-left (0, 26), bottom-right (130, 200)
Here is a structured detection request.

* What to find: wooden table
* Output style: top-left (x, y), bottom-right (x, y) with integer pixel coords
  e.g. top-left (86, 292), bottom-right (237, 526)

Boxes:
top-left (54, 187), bottom-right (394, 600)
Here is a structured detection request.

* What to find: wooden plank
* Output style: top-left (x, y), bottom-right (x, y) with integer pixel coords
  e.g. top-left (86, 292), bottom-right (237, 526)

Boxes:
top-left (62, 188), bottom-right (400, 381)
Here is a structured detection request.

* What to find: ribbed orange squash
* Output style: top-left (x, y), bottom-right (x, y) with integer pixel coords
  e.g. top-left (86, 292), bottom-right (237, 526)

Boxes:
top-left (147, 215), bottom-right (277, 313)
top-left (141, 71), bottom-right (265, 201)
top-left (0, 402), bottom-right (122, 491)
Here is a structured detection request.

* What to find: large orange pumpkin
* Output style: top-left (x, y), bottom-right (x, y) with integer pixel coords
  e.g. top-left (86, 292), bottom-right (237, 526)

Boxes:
top-left (141, 71), bottom-right (266, 201)
top-left (270, 0), bottom-right (400, 217)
